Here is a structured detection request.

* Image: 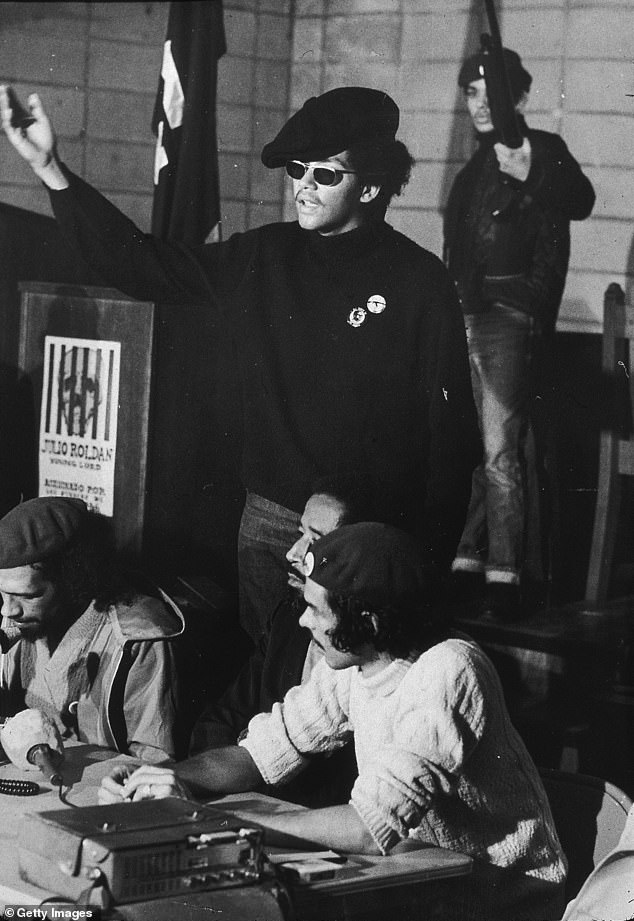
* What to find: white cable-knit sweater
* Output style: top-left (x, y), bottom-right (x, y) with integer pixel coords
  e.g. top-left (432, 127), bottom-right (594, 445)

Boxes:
top-left (241, 637), bottom-right (566, 885)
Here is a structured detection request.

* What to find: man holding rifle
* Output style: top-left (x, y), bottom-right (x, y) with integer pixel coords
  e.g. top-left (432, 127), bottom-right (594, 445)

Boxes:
top-left (444, 45), bottom-right (595, 621)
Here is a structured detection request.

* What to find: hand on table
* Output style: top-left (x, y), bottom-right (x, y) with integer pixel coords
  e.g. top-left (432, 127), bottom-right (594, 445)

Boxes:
top-left (98, 763), bottom-right (191, 805)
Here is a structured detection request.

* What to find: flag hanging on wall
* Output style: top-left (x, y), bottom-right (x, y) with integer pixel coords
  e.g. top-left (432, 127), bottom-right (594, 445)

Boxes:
top-left (151, 0), bottom-right (226, 244)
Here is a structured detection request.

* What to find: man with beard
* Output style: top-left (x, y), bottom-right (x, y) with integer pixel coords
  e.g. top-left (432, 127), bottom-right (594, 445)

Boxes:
top-left (0, 497), bottom-right (183, 762)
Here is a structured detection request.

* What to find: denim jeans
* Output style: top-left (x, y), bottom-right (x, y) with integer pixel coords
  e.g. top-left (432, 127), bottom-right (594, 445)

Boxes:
top-left (237, 492), bottom-right (301, 642)
top-left (453, 304), bottom-right (535, 584)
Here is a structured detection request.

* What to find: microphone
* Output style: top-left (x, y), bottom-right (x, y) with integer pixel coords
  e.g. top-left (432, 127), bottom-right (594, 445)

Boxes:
top-left (26, 742), bottom-right (63, 786)
top-left (0, 709), bottom-right (65, 785)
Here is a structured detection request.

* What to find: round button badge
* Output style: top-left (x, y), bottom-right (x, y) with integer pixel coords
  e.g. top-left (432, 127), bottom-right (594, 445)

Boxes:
top-left (347, 307), bottom-right (367, 327)
top-left (367, 294), bottom-right (386, 314)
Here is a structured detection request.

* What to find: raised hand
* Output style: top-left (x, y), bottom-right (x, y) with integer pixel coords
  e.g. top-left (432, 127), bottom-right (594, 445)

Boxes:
top-left (0, 86), bottom-right (55, 166)
top-left (0, 85), bottom-right (68, 188)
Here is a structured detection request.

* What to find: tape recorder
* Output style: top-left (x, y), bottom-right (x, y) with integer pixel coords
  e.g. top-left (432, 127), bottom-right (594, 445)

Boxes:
top-left (18, 797), bottom-right (265, 905)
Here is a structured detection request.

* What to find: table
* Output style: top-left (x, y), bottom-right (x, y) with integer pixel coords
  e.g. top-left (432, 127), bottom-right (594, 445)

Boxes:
top-left (0, 743), bottom-right (472, 920)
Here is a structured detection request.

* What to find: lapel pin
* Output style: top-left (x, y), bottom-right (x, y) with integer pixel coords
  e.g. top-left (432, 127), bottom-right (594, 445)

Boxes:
top-left (347, 307), bottom-right (366, 328)
top-left (367, 294), bottom-right (386, 314)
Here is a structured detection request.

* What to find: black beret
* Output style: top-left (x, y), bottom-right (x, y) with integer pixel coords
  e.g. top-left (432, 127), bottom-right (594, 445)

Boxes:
top-left (458, 47), bottom-right (532, 101)
top-left (261, 87), bottom-right (400, 169)
top-left (304, 522), bottom-right (427, 609)
top-left (0, 497), bottom-right (88, 568)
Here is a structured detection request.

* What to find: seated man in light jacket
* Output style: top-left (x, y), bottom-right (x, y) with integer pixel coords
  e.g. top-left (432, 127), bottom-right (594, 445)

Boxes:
top-left (0, 496), bottom-right (183, 762)
top-left (99, 521), bottom-right (566, 920)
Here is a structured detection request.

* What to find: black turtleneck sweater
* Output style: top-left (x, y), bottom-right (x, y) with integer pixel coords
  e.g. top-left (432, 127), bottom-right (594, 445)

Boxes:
top-left (443, 118), bottom-right (595, 332)
top-left (49, 170), bottom-right (480, 568)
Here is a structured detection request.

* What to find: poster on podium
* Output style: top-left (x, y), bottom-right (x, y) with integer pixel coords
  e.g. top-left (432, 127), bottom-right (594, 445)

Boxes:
top-left (18, 282), bottom-right (155, 553)
top-left (38, 335), bottom-right (121, 516)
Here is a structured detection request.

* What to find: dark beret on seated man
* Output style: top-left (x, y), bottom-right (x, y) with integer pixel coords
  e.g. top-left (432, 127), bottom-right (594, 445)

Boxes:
top-left (99, 522), bottom-right (567, 921)
top-left (0, 496), bottom-right (183, 762)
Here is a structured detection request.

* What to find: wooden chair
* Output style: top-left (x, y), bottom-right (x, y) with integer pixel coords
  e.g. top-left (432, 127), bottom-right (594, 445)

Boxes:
top-left (539, 767), bottom-right (633, 902)
top-left (585, 282), bottom-right (634, 604)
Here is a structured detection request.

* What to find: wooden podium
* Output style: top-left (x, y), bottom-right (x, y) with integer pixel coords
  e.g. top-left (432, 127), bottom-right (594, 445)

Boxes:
top-left (18, 281), bottom-right (154, 554)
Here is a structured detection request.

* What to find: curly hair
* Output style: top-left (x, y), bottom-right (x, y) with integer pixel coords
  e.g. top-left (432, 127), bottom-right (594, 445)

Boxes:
top-left (36, 512), bottom-right (135, 613)
top-left (325, 590), bottom-right (446, 660)
top-left (348, 138), bottom-right (415, 219)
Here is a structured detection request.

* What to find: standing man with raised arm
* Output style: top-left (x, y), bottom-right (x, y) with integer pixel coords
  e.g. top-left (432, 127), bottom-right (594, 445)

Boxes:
top-left (0, 84), bottom-right (480, 641)
top-left (444, 49), bottom-right (595, 622)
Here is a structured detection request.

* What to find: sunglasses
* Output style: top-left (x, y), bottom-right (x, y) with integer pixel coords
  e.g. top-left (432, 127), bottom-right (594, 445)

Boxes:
top-left (285, 159), bottom-right (358, 187)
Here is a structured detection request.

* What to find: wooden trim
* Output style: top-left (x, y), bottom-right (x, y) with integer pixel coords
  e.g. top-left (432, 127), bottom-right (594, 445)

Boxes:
top-left (18, 282), bottom-right (155, 555)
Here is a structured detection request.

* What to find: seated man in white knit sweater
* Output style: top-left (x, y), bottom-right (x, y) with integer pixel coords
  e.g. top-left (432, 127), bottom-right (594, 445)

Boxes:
top-left (99, 522), bottom-right (566, 921)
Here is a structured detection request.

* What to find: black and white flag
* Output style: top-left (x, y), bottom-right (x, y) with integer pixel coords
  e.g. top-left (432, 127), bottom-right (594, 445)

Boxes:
top-left (151, 1), bottom-right (226, 244)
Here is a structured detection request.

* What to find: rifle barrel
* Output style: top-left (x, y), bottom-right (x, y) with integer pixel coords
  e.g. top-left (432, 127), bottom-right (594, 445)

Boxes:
top-left (484, 0), bottom-right (504, 47)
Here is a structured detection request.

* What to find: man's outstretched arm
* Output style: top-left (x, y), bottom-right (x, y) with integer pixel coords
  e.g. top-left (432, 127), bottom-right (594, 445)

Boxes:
top-left (227, 803), bottom-right (380, 855)
top-left (0, 83), bottom-right (221, 305)
top-left (98, 745), bottom-right (264, 804)
top-left (99, 756), bottom-right (379, 855)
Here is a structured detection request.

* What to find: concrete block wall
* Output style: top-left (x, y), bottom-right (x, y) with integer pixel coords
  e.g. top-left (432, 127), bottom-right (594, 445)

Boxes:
top-left (217, 0), bottom-right (293, 236)
top-left (0, 0), bottom-right (292, 240)
top-left (500, 1), bottom-right (634, 330)
top-left (289, 0), bottom-right (634, 332)
top-left (0, 1), bottom-right (632, 332)
top-left (0, 3), bottom-right (167, 229)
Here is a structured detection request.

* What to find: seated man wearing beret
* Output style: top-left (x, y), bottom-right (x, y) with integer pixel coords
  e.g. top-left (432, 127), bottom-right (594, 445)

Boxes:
top-left (0, 82), bottom-right (480, 644)
top-left (99, 522), bottom-right (566, 921)
top-left (0, 497), bottom-right (183, 762)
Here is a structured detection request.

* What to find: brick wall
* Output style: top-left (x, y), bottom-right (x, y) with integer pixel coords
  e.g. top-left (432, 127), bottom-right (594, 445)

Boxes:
top-left (0, 0), bottom-right (292, 238)
top-left (216, 0), bottom-right (292, 235)
top-left (0, 0), bottom-right (632, 332)
top-left (0, 3), bottom-right (166, 228)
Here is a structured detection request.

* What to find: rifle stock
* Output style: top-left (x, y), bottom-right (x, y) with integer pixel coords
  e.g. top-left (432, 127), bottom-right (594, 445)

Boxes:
top-left (480, 0), bottom-right (523, 148)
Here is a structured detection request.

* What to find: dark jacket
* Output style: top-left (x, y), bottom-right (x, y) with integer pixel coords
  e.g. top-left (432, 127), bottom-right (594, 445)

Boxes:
top-left (443, 119), bottom-right (595, 333)
top-left (190, 598), bottom-right (358, 808)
